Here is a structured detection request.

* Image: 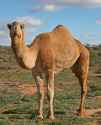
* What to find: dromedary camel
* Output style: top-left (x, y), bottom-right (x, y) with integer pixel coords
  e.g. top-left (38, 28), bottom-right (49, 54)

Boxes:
top-left (7, 22), bottom-right (89, 120)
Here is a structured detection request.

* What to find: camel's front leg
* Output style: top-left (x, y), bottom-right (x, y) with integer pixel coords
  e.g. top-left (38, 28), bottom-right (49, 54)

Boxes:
top-left (34, 76), bottom-right (45, 119)
top-left (46, 71), bottom-right (55, 120)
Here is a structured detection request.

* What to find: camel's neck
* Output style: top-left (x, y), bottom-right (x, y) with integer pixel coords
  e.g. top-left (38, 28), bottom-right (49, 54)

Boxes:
top-left (12, 38), bottom-right (25, 58)
top-left (11, 37), bottom-right (38, 69)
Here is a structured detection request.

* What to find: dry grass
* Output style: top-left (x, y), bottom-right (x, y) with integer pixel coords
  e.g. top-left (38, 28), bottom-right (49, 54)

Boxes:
top-left (0, 45), bottom-right (101, 125)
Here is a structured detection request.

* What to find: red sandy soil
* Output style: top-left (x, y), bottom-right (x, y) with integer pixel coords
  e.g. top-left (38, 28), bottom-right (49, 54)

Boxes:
top-left (0, 81), bottom-right (101, 119)
top-left (74, 108), bottom-right (101, 119)
top-left (82, 109), bottom-right (101, 117)
top-left (17, 83), bottom-right (101, 119)
top-left (17, 82), bottom-right (47, 96)
top-left (17, 84), bottom-right (37, 96)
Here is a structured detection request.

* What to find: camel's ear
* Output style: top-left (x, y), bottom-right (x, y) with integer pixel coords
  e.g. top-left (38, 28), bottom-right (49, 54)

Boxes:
top-left (7, 24), bottom-right (11, 29)
top-left (20, 24), bottom-right (24, 29)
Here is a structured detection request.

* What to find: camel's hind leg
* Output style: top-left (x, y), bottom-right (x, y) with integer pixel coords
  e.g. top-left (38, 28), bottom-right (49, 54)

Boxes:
top-left (71, 50), bottom-right (89, 116)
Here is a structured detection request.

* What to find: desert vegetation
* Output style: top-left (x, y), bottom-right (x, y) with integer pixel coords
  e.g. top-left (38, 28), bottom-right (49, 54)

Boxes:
top-left (0, 44), bottom-right (101, 125)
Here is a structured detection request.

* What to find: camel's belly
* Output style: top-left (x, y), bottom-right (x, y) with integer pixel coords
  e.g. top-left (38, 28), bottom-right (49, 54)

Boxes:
top-left (54, 48), bottom-right (80, 74)
top-left (54, 59), bottom-right (76, 74)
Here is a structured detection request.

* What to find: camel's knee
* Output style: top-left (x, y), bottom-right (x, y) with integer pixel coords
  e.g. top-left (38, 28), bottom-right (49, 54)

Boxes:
top-left (46, 71), bottom-right (54, 97)
top-left (38, 91), bottom-right (44, 99)
top-left (81, 86), bottom-right (87, 95)
top-left (40, 82), bottom-right (45, 95)
top-left (48, 82), bottom-right (54, 91)
top-left (47, 84), bottom-right (54, 99)
top-left (34, 76), bottom-right (45, 98)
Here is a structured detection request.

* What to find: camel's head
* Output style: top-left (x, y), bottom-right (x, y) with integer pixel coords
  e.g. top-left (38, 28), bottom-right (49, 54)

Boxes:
top-left (7, 21), bottom-right (24, 41)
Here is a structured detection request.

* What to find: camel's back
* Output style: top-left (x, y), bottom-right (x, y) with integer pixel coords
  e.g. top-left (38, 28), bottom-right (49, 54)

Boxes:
top-left (51, 25), bottom-right (78, 48)
top-left (51, 25), bottom-right (80, 72)
top-left (34, 25), bottom-right (80, 73)
top-left (52, 25), bottom-right (72, 38)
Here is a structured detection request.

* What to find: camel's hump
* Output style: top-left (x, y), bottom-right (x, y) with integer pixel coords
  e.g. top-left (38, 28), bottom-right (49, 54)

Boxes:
top-left (53, 25), bottom-right (65, 30)
top-left (55, 25), bottom-right (64, 28)
top-left (53, 25), bottom-right (72, 35)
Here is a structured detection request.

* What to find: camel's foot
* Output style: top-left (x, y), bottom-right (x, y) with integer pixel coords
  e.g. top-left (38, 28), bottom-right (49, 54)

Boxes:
top-left (76, 109), bottom-right (88, 117)
top-left (78, 111), bottom-right (86, 116)
top-left (47, 112), bottom-right (55, 120)
top-left (48, 115), bottom-right (55, 120)
top-left (37, 114), bottom-right (44, 120)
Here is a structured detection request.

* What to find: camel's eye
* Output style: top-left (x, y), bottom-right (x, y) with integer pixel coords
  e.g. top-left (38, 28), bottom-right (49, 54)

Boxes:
top-left (20, 24), bottom-right (24, 29)
top-left (7, 24), bottom-right (11, 30)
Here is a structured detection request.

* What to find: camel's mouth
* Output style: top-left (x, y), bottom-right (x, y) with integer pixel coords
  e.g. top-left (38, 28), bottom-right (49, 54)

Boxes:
top-left (12, 32), bottom-right (21, 38)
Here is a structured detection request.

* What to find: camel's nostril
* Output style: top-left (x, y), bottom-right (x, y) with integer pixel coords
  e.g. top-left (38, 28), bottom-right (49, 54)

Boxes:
top-left (14, 26), bottom-right (17, 31)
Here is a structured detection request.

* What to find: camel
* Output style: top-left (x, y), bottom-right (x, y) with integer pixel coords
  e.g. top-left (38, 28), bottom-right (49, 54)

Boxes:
top-left (7, 22), bottom-right (90, 120)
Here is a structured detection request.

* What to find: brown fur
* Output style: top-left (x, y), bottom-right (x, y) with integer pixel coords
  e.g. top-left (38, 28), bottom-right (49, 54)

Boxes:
top-left (7, 22), bottom-right (90, 120)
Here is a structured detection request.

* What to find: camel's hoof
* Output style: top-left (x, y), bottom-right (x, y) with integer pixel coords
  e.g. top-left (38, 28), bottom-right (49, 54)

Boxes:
top-left (75, 109), bottom-right (86, 117)
top-left (78, 112), bottom-right (85, 116)
top-left (37, 114), bottom-right (44, 120)
top-left (77, 110), bottom-right (87, 117)
top-left (48, 115), bottom-right (55, 120)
